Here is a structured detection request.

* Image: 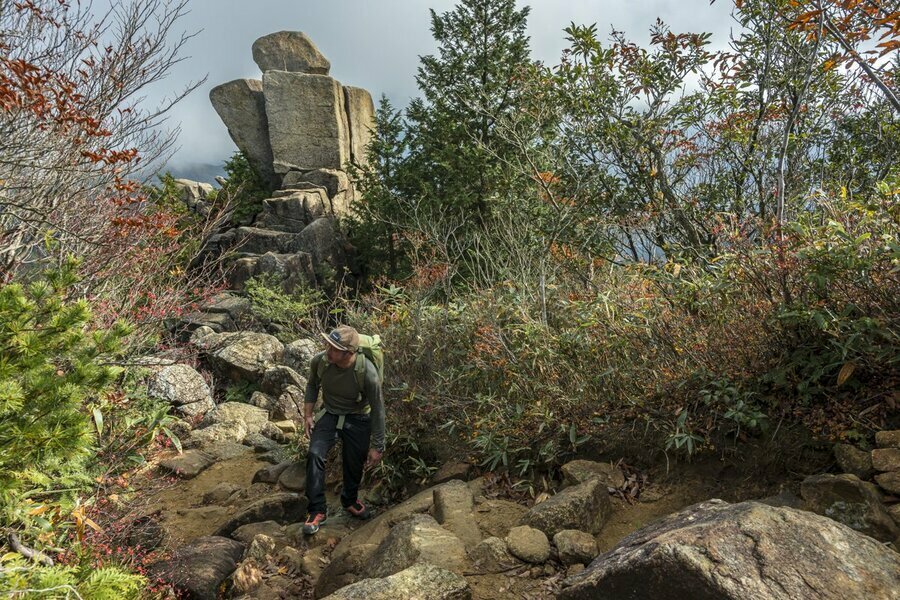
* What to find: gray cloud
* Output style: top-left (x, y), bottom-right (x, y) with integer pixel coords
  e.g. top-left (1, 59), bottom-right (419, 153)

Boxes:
top-left (149, 0), bottom-right (735, 173)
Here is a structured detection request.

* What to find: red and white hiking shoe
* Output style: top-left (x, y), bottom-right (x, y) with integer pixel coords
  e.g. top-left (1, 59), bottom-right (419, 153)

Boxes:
top-left (345, 501), bottom-right (371, 520)
top-left (302, 512), bottom-right (327, 535)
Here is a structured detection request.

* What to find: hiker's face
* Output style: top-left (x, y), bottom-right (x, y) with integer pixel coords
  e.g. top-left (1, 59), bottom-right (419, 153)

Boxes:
top-left (326, 344), bottom-right (351, 365)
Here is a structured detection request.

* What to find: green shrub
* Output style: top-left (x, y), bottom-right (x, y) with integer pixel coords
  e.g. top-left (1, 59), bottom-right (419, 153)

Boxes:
top-left (0, 258), bottom-right (131, 528)
top-left (0, 553), bottom-right (144, 599)
top-left (245, 274), bottom-right (326, 342)
top-left (218, 152), bottom-right (273, 225)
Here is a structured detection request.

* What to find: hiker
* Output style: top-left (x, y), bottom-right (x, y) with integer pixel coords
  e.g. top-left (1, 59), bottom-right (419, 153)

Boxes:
top-left (302, 325), bottom-right (385, 535)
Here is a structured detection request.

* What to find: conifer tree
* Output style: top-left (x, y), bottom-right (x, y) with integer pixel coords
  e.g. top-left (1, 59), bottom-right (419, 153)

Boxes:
top-left (408, 0), bottom-right (532, 217)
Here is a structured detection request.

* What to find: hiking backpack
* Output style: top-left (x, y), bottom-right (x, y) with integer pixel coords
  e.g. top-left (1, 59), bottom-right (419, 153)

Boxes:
top-left (316, 333), bottom-right (383, 401)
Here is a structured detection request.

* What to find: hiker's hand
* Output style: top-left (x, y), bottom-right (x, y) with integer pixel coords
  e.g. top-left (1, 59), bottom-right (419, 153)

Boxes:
top-left (304, 416), bottom-right (315, 438)
top-left (365, 449), bottom-right (383, 469)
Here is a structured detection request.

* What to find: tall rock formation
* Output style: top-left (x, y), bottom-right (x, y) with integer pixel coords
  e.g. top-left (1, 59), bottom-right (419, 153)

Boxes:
top-left (198, 32), bottom-right (374, 333)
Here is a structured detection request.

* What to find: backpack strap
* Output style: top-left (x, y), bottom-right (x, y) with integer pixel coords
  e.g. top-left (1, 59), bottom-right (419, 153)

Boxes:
top-left (313, 352), bottom-right (328, 381)
top-left (353, 351), bottom-right (368, 402)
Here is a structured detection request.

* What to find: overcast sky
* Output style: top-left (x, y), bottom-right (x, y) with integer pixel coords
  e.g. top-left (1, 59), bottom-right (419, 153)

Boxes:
top-left (152, 0), bottom-right (736, 174)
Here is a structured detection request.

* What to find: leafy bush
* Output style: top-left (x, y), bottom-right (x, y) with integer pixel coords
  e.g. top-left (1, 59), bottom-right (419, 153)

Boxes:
top-left (342, 189), bottom-right (898, 471)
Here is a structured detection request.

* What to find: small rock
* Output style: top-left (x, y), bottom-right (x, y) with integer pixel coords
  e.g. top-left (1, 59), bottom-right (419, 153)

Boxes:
top-left (244, 432), bottom-right (281, 453)
top-left (283, 338), bottom-right (319, 372)
top-left (834, 443), bottom-right (875, 479)
top-left (158, 450), bottom-right (213, 479)
top-left (278, 462), bottom-right (306, 491)
top-left (432, 461), bottom-right (473, 485)
top-left (468, 537), bottom-right (521, 574)
top-left (566, 563), bottom-right (586, 577)
top-left (245, 534), bottom-right (277, 562)
top-left (875, 471), bottom-right (900, 495)
top-left (554, 530), bottom-right (598, 566)
top-left (203, 482), bottom-right (242, 505)
top-left (887, 503), bottom-right (900, 527)
top-left (272, 388), bottom-right (303, 421)
top-left (276, 545), bottom-right (304, 572)
top-left (301, 545), bottom-right (328, 580)
top-left (872, 448), bottom-right (900, 472)
top-left (254, 461), bottom-right (291, 484)
top-left (506, 525), bottom-right (550, 564)
top-left (259, 447), bottom-right (292, 464)
top-left (561, 460), bottom-right (625, 489)
top-left (262, 421), bottom-right (287, 442)
top-left (248, 391), bottom-right (275, 412)
top-left (232, 521), bottom-right (287, 546)
top-left (232, 558), bottom-right (263, 595)
top-left (273, 419), bottom-right (298, 434)
top-left (261, 365), bottom-right (306, 396)
top-left (876, 430), bottom-right (900, 449)
top-left (203, 441), bottom-right (251, 462)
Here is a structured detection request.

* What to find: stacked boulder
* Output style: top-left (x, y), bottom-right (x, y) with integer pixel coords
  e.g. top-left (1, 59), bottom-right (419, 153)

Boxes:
top-left (206, 31), bottom-right (375, 299)
top-left (800, 431), bottom-right (900, 546)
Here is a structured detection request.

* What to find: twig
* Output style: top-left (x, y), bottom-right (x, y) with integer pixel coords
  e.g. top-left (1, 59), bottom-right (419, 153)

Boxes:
top-left (7, 532), bottom-right (55, 567)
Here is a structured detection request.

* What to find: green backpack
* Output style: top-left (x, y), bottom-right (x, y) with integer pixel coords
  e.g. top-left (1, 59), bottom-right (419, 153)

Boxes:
top-left (316, 334), bottom-right (384, 401)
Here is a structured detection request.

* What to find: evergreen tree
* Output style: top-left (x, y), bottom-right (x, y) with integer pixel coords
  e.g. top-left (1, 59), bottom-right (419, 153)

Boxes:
top-left (408, 0), bottom-right (532, 216)
top-left (348, 96), bottom-right (414, 280)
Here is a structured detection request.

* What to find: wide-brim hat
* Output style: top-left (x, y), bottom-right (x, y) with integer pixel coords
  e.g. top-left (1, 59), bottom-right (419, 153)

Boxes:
top-left (321, 325), bottom-right (359, 352)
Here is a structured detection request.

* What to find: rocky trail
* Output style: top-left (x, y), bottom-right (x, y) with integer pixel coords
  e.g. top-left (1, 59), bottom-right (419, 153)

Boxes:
top-left (130, 324), bottom-right (900, 599)
top-left (122, 29), bottom-right (900, 600)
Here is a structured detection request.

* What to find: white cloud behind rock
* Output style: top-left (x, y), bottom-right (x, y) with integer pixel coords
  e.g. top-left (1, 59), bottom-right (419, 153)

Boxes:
top-left (148, 0), bottom-right (734, 178)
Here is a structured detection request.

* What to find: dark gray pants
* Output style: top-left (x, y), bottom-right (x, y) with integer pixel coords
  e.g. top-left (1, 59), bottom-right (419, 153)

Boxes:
top-left (305, 412), bottom-right (371, 515)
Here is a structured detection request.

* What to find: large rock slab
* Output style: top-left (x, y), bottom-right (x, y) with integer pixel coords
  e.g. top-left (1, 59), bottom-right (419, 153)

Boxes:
top-left (214, 493), bottom-right (307, 537)
top-left (252, 31), bottom-right (330, 75)
top-left (148, 536), bottom-right (244, 600)
top-left (800, 473), bottom-right (899, 541)
top-left (363, 514), bottom-right (467, 579)
top-left (148, 364), bottom-right (215, 417)
top-left (321, 563), bottom-right (471, 600)
top-left (343, 86), bottom-right (375, 168)
top-left (558, 500), bottom-right (900, 600)
top-left (209, 78), bottom-right (275, 186)
top-left (263, 71), bottom-right (350, 173)
top-left (203, 331), bottom-right (284, 382)
top-left (522, 477), bottom-right (613, 538)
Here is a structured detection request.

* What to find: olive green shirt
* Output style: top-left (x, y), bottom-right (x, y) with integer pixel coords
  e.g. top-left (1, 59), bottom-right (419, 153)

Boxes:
top-left (304, 352), bottom-right (385, 451)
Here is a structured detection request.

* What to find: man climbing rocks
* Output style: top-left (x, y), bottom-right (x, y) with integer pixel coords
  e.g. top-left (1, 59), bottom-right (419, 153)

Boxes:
top-left (302, 325), bottom-right (385, 535)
